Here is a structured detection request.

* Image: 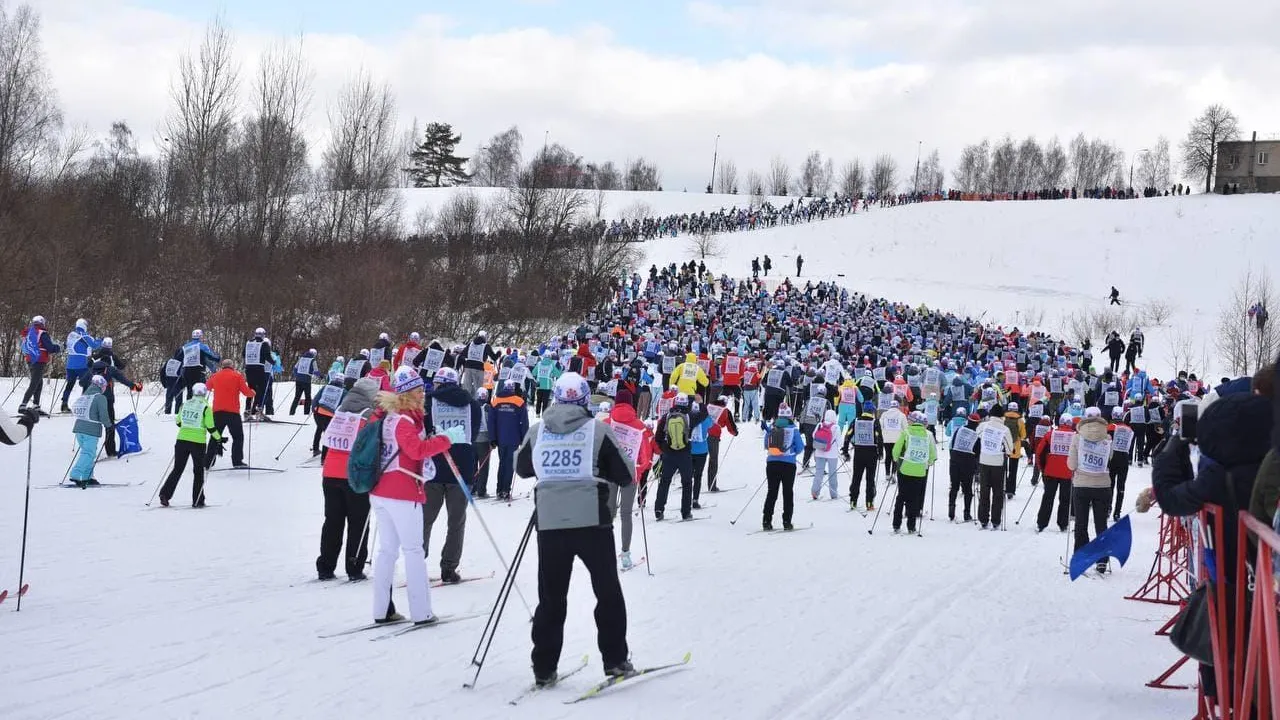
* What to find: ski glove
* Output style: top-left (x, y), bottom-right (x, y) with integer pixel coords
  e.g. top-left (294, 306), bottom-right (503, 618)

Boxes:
top-left (132, 383), bottom-right (143, 392)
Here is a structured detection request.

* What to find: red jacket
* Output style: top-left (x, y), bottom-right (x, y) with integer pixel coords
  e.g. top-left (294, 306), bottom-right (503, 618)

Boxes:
top-left (322, 414), bottom-right (367, 480)
top-left (707, 404), bottom-right (739, 439)
top-left (1034, 425), bottom-right (1075, 480)
top-left (605, 403), bottom-right (654, 476)
top-left (370, 411), bottom-right (452, 503)
top-left (742, 367), bottom-right (761, 390)
top-left (206, 368), bottom-right (254, 413)
top-left (719, 353), bottom-right (744, 387)
top-left (393, 341), bottom-right (422, 368)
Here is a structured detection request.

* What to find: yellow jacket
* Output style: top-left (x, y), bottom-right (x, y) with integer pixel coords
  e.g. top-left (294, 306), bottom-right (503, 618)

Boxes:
top-left (670, 353), bottom-right (708, 395)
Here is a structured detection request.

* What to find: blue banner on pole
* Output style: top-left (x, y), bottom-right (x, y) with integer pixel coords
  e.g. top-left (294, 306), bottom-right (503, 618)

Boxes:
top-left (1069, 515), bottom-right (1133, 580)
top-left (115, 413), bottom-right (143, 457)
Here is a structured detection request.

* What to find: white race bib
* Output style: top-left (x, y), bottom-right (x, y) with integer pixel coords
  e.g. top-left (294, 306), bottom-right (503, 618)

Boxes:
top-left (183, 343), bottom-right (201, 368)
top-left (71, 395), bottom-right (94, 422)
top-left (873, 367), bottom-right (886, 382)
top-left (1049, 430), bottom-right (1073, 456)
top-left (369, 347), bottom-right (386, 366)
top-left (804, 397), bottom-right (827, 420)
top-left (980, 426), bottom-right (1004, 454)
top-left (840, 388), bottom-right (859, 405)
top-left (432, 401), bottom-right (472, 444)
top-left (323, 411), bottom-right (362, 451)
top-left (877, 392), bottom-right (894, 411)
top-left (953, 426), bottom-right (978, 454)
top-left (924, 368), bottom-right (940, 386)
top-left (905, 434), bottom-right (929, 464)
top-left (467, 343), bottom-right (486, 363)
top-left (510, 365), bottom-right (530, 385)
top-left (244, 340), bottom-right (263, 366)
top-left (1049, 377), bottom-right (1063, 393)
top-left (344, 359), bottom-right (366, 379)
top-left (883, 414), bottom-right (903, 433)
top-left (1130, 407), bottom-right (1147, 424)
top-left (534, 424), bottom-right (595, 482)
top-left (1113, 426), bottom-right (1134, 453)
top-left (317, 384), bottom-right (344, 410)
top-left (682, 363), bottom-right (698, 381)
top-left (824, 365), bottom-right (841, 385)
top-left (1079, 438), bottom-right (1110, 473)
top-left (610, 422), bottom-right (644, 466)
top-left (766, 370), bottom-right (783, 389)
top-left (1104, 391), bottom-right (1119, 407)
top-left (725, 356), bottom-right (741, 374)
top-left (854, 419), bottom-right (875, 446)
top-left (662, 356), bottom-right (676, 374)
top-left (165, 359), bottom-right (182, 378)
top-left (402, 347), bottom-right (421, 366)
top-left (423, 349), bottom-right (445, 374)
top-left (295, 357), bottom-right (314, 376)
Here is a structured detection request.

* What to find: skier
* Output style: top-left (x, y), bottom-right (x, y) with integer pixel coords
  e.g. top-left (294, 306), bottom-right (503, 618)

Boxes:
top-left (1003, 402), bottom-right (1027, 499)
top-left (316, 377), bottom-right (377, 581)
top-left (796, 254), bottom-right (804, 277)
top-left (810, 409), bottom-right (841, 500)
top-left (461, 330), bottom-right (497, 394)
top-left (798, 386), bottom-right (827, 471)
top-left (204, 360), bottom-right (254, 469)
top-left (19, 315), bottom-right (61, 414)
top-left (178, 330), bottom-right (220, 399)
top-left (751, 257), bottom-right (760, 278)
top-left (343, 350), bottom-right (371, 390)
top-left (842, 401), bottom-right (883, 512)
top-left (762, 402), bottom-right (804, 530)
top-left (82, 338), bottom-right (142, 458)
top-left (891, 411), bottom-right (937, 534)
top-left (1108, 406), bottom-right (1135, 520)
top-left (514, 371), bottom-right (636, 685)
top-left (393, 332), bottom-right (424, 368)
top-left (472, 387), bottom-right (492, 498)
top-left (160, 354), bottom-right (183, 414)
top-left (669, 352), bottom-right (709, 397)
top-left (763, 255), bottom-right (772, 276)
top-left (61, 318), bottom-right (102, 413)
top-left (705, 395), bottom-right (738, 492)
top-left (1068, 407), bottom-right (1115, 573)
top-left (312, 372), bottom-right (346, 458)
top-left (158, 383), bottom-right (220, 508)
top-left (878, 400), bottom-right (906, 480)
top-left (242, 328), bottom-right (272, 419)
top-left (368, 367), bottom-right (454, 626)
top-left (1105, 332), bottom-right (1125, 374)
top-left (369, 332), bottom-right (393, 367)
top-left (290, 349), bottom-right (320, 415)
top-left (653, 393), bottom-right (702, 521)
top-left (1125, 327), bottom-right (1144, 373)
top-left (976, 405), bottom-right (1014, 529)
top-left (1109, 286), bottom-right (1121, 305)
top-left (69, 375), bottom-right (111, 487)
top-left (1033, 414), bottom-right (1075, 532)
top-left (603, 387), bottom-right (654, 570)
top-left (532, 352), bottom-right (561, 417)
top-left (490, 379), bottom-right (531, 502)
top-left (947, 410), bottom-right (981, 522)
top-left (741, 361), bottom-right (761, 422)
top-left (422, 366), bottom-right (481, 584)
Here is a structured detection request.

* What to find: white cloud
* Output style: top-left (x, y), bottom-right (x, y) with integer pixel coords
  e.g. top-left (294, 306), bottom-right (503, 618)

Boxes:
top-left (25, 0), bottom-right (1280, 191)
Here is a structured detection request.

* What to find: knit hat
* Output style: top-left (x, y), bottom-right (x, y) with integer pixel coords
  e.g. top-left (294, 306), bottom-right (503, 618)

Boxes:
top-left (553, 372), bottom-right (590, 406)
top-left (615, 388), bottom-right (634, 407)
top-left (968, 412), bottom-right (982, 422)
top-left (1084, 407), bottom-right (1103, 418)
top-left (1111, 406), bottom-right (1125, 419)
top-left (91, 375), bottom-right (107, 388)
top-left (393, 366), bottom-right (424, 394)
top-left (1059, 414), bottom-right (1073, 425)
top-left (434, 367), bottom-right (459, 385)
top-left (778, 403), bottom-right (793, 418)
top-left (193, 383), bottom-right (208, 396)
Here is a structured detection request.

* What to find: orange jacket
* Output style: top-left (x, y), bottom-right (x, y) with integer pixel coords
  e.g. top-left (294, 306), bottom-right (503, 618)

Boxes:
top-left (206, 368), bottom-right (255, 413)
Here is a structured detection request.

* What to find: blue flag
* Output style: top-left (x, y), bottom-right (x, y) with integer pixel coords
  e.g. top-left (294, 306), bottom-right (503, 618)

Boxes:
top-left (115, 413), bottom-right (143, 458)
top-left (1069, 515), bottom-right (1133, 580)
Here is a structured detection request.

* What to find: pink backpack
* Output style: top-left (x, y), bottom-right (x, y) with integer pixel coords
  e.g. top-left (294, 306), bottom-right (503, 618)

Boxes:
top-left (813, 422), bottom-right (836, 452)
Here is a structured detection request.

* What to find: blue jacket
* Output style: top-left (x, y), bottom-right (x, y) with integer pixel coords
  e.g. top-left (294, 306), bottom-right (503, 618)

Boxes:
top-left (1126, 372), bottom-right (1150, 398)
top-left (66, 331), bottom-right (102, 371)
top-left (180, 340), bottom-right (221, 371)
top-left (764, 418), bottom-right (806, 464)
top-left (489, 386), bottom-right (530, 448)
top-left (690, 415), bottom-right (713, 455)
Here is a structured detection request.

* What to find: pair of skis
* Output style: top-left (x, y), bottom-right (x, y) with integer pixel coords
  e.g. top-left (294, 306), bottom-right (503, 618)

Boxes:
top-left (748, 522), bottom-right (813, 535)
top-left (0, 584), bottom-right (29, 605)
top-left (316, 611), bottom-right (486, 640)
top-left (508, 652), bottom-right (692, 705)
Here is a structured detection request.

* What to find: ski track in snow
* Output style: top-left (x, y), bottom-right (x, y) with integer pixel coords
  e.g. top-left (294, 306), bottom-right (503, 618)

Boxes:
top-left (2, 196), bottom-right (1249, 718)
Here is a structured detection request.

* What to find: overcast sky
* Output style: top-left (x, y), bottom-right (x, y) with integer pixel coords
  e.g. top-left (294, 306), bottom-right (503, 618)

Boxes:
top-left (26, 0), bottom-right (1280, 190)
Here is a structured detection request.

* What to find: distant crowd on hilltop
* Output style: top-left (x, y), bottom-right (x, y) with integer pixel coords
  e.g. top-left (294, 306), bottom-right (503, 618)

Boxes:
top-left (600, 194), bottom-right (858, 243)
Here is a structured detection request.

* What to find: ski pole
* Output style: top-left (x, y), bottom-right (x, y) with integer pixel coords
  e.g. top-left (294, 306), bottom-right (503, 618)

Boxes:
top-left (2, 377), bottom-right (22, 407)
top-left (432, 457), bottom-right (533, 618)
top-left (143, 387), bottom-right (162, 414)
top-left (1015, 482), bottom-right (1041, 525)
top-left (274, 420), bottom-right (308, 461)
top-left (145, 455), bottom-right (177, 507)
top-left (638, 474), bottom-right (653, 576)
top-left (929, 463), bottom-right (936, 521)
top-left (46, 377), bottom-right (61, 415)
top-left (729, 473), bottom-right (769, 525)
top-left (464, 512), bottom-right (535, 689)
top-left (17, 436), bottom-right (33, 611)
top-left (247, 415), bottom-right (254, 484)
top-left (868, 480), bottom-right (898, 535)
top-left (1064, 483), bottom-right (1076, 574)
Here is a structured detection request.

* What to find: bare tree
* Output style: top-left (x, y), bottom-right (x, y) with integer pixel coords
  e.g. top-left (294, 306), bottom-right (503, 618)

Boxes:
top-left (1068, 133), bottom-right (1122, 190)
top-left (316, 70), bottom-right (402, 243)
top-left (869, 154), bottom-right (897, 197)
top-left (987, 135), bottom-right (1017, 192)
top-left (688, 231), bottom-right (723, 260)
top-left (952, 141), bottom-right (989, 193)
top-left (768, 156), bottom-right (791, 196)
top-left (714, 158), bottom-right (738, 194)
top-left (838, 160), bottom-right (865, 198)
top-left (163, 18), bottom-right (240, 235)
top-left (1012, 136), bottom-right (1042, 192)
top-left (583, 160), bottom-right (620, 191)
top-left (1040, 136), bottom-right (1067, 188)
top-left (1182, 103), bottom-right (1240, 194)
top-left (1216, 268), bottom-right (1278, 376)
top-left (747, 170), bottom-right (766, 207)
top-left (624, 156), bottom-right (661, 191)
top-left (1165, 324), bottom-right (1198, 378)
top-left (396, 117), bottom-right (418, 188)
top-left (798, 151), bottom-right (832, 196)
top-left (1137, 136), bottom-right (1173, 191)
top-left (0, 1), bottom-right (62, 202)
top-left (470, 125), bottom-right (522, 187)
top-left (1141, 297), bottom-right (1175, 327)
top-left (918, 149), bottom-right (943, 193)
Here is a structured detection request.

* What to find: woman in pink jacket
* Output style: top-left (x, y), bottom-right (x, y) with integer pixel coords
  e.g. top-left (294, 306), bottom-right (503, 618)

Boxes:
top-left (370, 367), bottom-right (452, 626)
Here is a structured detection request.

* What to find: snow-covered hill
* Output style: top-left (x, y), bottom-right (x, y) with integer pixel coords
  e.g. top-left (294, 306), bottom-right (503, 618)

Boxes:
top-left (643, 194), bottom-right (1280, 381)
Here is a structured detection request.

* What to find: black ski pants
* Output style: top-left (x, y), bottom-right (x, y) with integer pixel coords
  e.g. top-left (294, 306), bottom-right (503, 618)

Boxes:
top-left (948, 457), bottom-right (977, 520)
top-left (977, 464), bottom-right (1006, 527)
top-left (531, 527), bottom-right (629, 677)
top-left (654, 451), bottom-right (693, 517)
top-left (763, 462), bottom-right (796, 525)
top-left (245, 366), bottom-right (268, 412)
top-left (290, 379), bottom-right (312, 415)
top-left (1109, 455), bottom-right (1130, 517)
top-left (1037, 477), bottom-right (1071, 531)
top-left (160, 440), bottom-right (207, 505)
top-left (313, 412), bottom-right (332, 455)
top-left (893, 475), bottom-right (927, 531)
top-left (207, 411), bottom-right (245, 467)
top-left (850, 447), bottom-right (879, 505)
top-left (691, 452), bottom-right (709, 502)
top-left (317, 478), bottom-right (370, 578)
top-left (1072, 486), bottom-right (1111, 553)
top-left (20, 362), bottom-right (45, 407)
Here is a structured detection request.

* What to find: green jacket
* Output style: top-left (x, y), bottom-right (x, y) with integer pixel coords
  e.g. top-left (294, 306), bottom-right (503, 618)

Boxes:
top-left (71, 385), bottom-right (111, 438)
top-left (533, 357), bottom-right (562, 391)
top-left (176, 397), bottom-right (219, 444)
top-left (892, 423), bottom-right (937, 478)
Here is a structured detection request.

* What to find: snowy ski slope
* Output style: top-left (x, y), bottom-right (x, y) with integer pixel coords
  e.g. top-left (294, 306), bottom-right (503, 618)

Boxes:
top-left (5, 193), bottom-right (1266, 718)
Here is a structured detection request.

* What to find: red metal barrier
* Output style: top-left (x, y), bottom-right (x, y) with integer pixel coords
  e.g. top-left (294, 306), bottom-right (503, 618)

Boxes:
top-left (1129, 513), bottom-right (1192, 605)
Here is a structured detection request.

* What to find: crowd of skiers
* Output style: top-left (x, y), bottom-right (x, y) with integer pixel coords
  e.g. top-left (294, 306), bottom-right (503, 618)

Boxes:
top-left (601, 195), bottom-right (859, 242)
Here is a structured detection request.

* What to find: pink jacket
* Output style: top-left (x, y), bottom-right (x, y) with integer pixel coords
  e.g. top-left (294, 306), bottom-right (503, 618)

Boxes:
top-left (367, 368), bottom-right (392, 393)
top-left (370, 410), bottom-right (452, 503)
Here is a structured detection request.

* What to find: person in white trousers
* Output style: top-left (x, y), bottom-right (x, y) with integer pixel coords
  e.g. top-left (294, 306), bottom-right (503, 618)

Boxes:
top-left (368, 367), bottom-right (454, 625)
